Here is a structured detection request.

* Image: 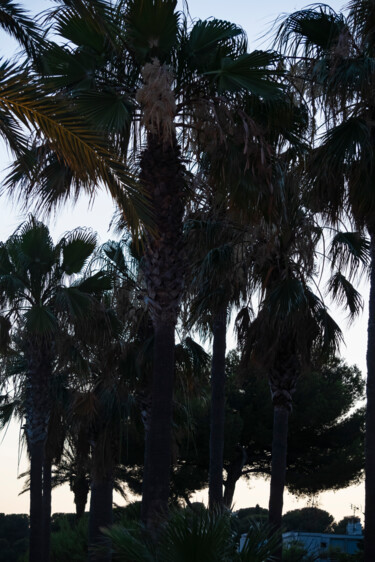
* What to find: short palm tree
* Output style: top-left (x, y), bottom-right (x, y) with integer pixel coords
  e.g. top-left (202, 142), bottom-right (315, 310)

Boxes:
top-left (0, 217), bottom-right (111, 562)
top-left (104, 507), bottom-right (279, 562)
top-left (275, 3), bottom-right (375, 558)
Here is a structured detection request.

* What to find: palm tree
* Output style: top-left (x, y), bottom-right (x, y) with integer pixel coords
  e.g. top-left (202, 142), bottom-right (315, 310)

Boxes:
top-left (0, 217), bottom-right (111, 562)
top-left (184, 77), bottom-right (311, 511)
top-left (104, 507), bottom-right (280, 562)
top-left (13, 0), bottom-right (283, 527)
top-left (236, 175), bottom-right (364, 559)
top-left (275, 3), bottom-right (375, 558)
top-left (185, 211), bottom-right (250, 510)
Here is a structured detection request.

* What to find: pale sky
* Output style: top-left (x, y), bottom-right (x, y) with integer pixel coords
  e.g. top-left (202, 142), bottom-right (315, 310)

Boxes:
top-left (0, 0), bottom-right (366, 523)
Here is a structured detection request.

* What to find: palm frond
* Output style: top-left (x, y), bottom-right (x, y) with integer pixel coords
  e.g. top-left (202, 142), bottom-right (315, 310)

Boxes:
top-left (274, 5), bottom-right (348, 57)
top-left (0, 0), bottom-right (43, 58)
top-left (24, 304), bottom-right (58, 336)
top-left (124, 0), bottom-right (180, 64)
top-left (60, 229), bottom-right (97, 274)
top-left (205, 51), bottom-right (282, 97)
top-left (329, 231), bottom-right (370, 278)
top-left (326, 271), bottom-right (363, 322)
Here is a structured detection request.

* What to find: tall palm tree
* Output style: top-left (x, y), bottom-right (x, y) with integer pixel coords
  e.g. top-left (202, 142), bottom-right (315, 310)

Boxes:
top-left (0, 217), bottom-right (111, 562)
top-left (236, 174), bottom-right (365, 559)
top-left (275, 3), bottom-right (375, 558)
top-left (184, 78), bottom-right (311, 511)
top-left (14, 0), bottom-right (283, 527)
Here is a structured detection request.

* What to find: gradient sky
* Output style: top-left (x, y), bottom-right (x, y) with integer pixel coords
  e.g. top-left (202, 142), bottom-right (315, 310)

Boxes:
top-left (0, 0), bottom-right (366, 522)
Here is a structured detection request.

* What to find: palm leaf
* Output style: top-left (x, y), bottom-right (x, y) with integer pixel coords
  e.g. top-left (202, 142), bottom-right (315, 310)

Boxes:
top-left (159, 509), bottom-right (233, 562)
top-left (103, 524), bottom-right (154, 562)
top-left (237, 520), bottom-right (279, 561)
top-left (0, 0), bottom-right (42, 57)
top-left (54, 287), bottom-right (92, 319)
top-left (74, 271), bottom-right (112, 294)
top-left (124, 0), bottom-right (180, 64)
top-left (275, 6), bottom-right (348, 56)
top-left (75, 91), bottom-right (133, 132)
top-left (205, 51), bottom-right (282, 97)
top-left (329, 231), bottom-right (370, 278)
top-left (0, 62), bottom-right (150, 231)
top-left (0, 315), bottom-right (11, 352)
top-left (24, 305), bottom-right (58, 335)
top-left (60, 229), bottom-right (97, 274)
top-left (186, 19), bottom-right (245, 72)
top-left (327, 271), bottom-right (363, 322)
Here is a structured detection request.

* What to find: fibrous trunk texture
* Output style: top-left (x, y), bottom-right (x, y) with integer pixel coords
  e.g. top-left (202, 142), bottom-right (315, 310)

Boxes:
top-left (140, 129), bottom-right (185, 529)
top-left (209, 303), bottom-right (227, 510)
top-left (365, 231), bottom-right (375, 562)
top-left (25, 342), bottom-right (51, 562)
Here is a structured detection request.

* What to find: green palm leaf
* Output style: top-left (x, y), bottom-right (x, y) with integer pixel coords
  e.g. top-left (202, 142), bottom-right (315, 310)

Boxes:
top-left (186, 19), bottom-right (246, 72)
top-left (124, 0), bottom-right (180, 64)
top-left (24, 305), bottom-right (58, 335)
top-left (75, 91), bottom-right (133, 132)
top-left (54, 287), bottom-right (92, 319)
top-left (206, 51), bottom-right (282, 97)
top-left (60, 229), bottom-right (98, 274)
top-left (275, 6), bottom-right (347, 56)
top-left (238, 521), bottom-right (279, 561)
top-left (0, 62), bottom-right (149, 230)
top-left (0, 0), bottom-right (42, 57)
top-left (75, 271), bottom-right (112, 294)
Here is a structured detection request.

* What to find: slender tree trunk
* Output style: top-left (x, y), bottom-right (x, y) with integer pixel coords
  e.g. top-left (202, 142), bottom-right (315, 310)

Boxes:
top-left (223, 447), bottom-right (247, 508)
top-left (141, 322), bottom-right (176, 528)
top-left (25, 344), bottom-right (51, 562)
top-left (29, 439), bottom-right (45, 562)
top-left (268, 405), bottom-right (289, 561)
top-left (42, 457), bottom-right (52, 562)
top-left (88, 475), bottom-right (113, 562)
top-left (209, 303), bottom-right (227, 510)
top-left (365, 230), bottom-right (375, 562)
top-left (73, 475), bottom-right (90, 520)
top-left (88, 438), bottom-right (113, 562)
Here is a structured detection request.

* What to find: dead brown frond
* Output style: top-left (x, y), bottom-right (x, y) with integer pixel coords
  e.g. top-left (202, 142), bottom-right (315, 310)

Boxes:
top-left (136, 58), bottom-right (176, 145)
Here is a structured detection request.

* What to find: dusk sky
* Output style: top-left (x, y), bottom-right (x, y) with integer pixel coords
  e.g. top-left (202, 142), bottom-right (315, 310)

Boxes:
top-left (0, 0), bottom-right (366, 522)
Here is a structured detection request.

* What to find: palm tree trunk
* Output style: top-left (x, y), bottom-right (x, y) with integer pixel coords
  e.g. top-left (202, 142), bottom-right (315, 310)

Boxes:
top-left (42, 457), bottom-right (52, 562)
top-left (141, 321), bottom-right (175, 528)
top-left (268, 404), bottom-right (289, 561)
top-left (88, 445), bottom-right (113, 562)
top-left (223, 447), bottom-right (247, 508)
top-left (365, 230), bottom-right (375, 562)
top-left (73, 474), bottom-right (90, 520)
top-left (25, 345), bottom-right (51, 562)
top-left (209, 302), bottom-right (227, 510)
top-left (88, 478), bottom-right (113, 562)
top-left (29, 439), bottom-right (45, 562)
top-left (139, 130), bottom-right (185, 528)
